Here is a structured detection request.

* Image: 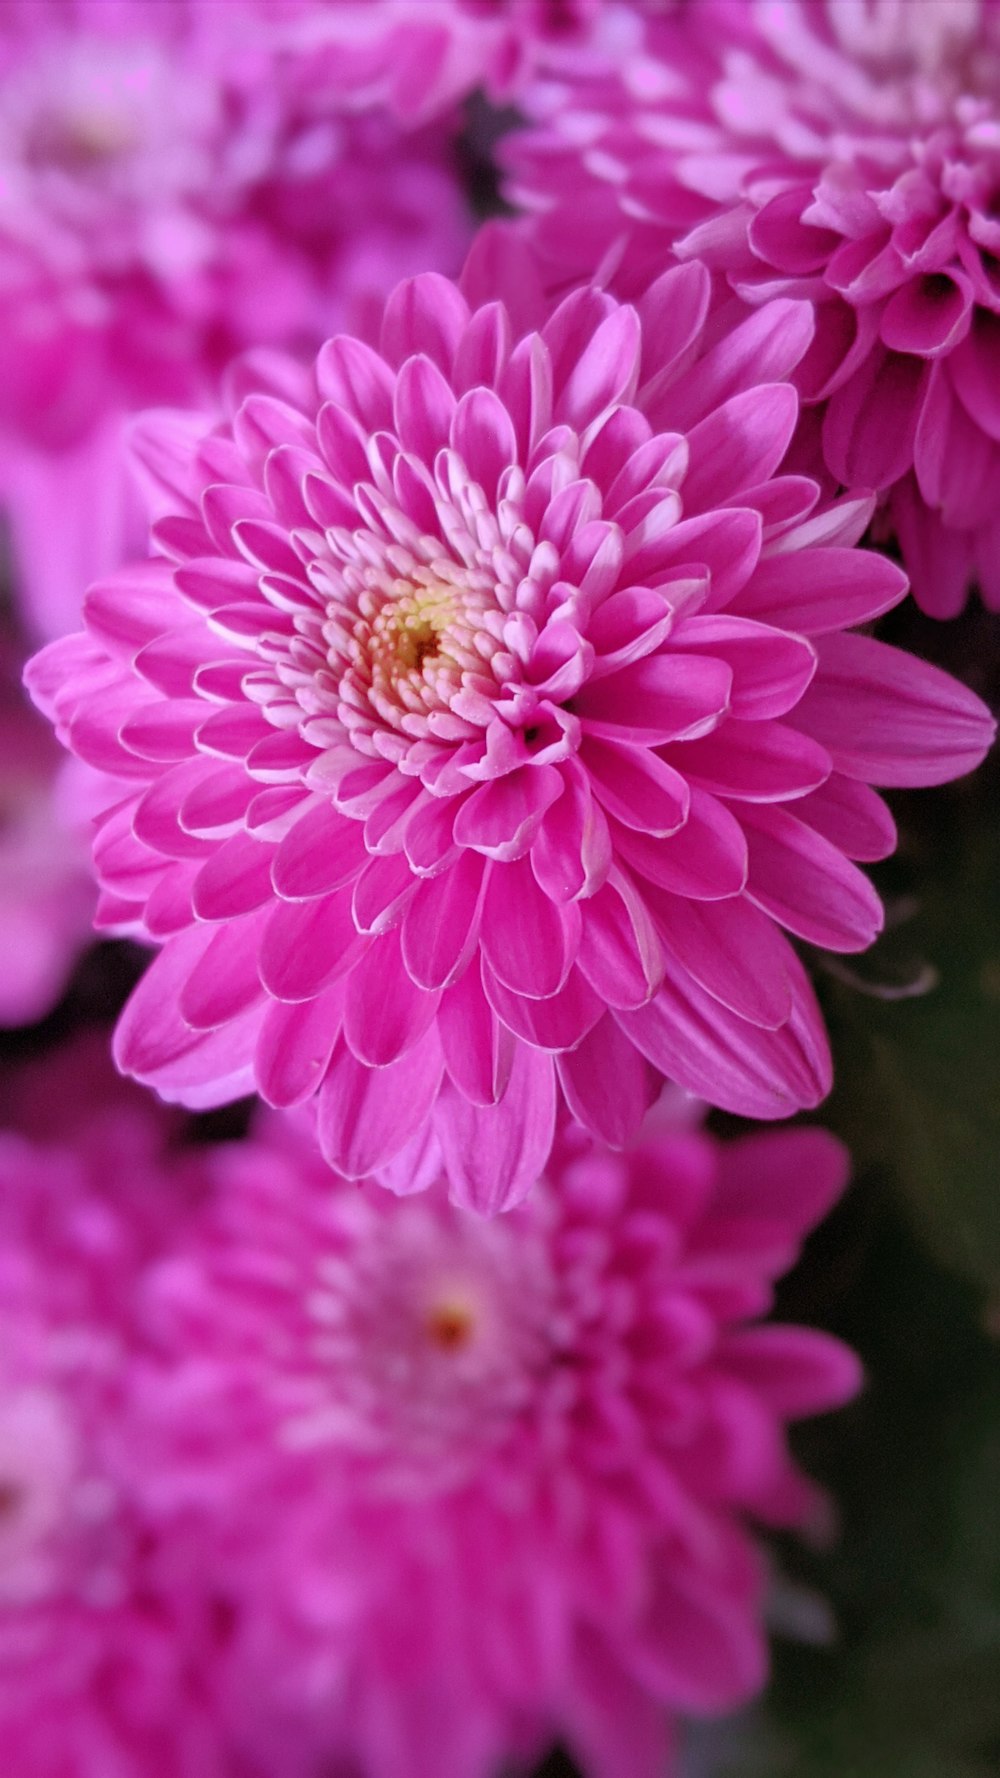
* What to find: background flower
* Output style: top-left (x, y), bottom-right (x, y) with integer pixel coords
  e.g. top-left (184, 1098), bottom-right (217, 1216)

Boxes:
top-left (0, 0), bottom-right (474, 640)
top-left (0, 1064), bottom-right (233, 1778)
top-left (506, 0), bottom-right (1000, 615)
top-left (127, 1107), bottom-right (860, 1778)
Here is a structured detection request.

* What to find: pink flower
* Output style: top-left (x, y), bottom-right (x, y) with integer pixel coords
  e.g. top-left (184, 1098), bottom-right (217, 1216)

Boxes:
top-left (0, 1089), bottom-right (232, 1778)
top-left (132, 1110), bottom-right (861, 1778)
top-left (28, 266), bottom-right (995, 1208)
top-left (507, 0), bottom-right (1000, 615)
top-left (0, 0), bottom-right (473, 639)
top-left (269, 0), bottom-right (601, 126)
top-left (0, 680), bottom-right (95, 1027)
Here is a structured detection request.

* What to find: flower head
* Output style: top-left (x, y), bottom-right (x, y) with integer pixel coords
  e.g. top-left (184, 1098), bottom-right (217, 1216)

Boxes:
top-left (507, 0), bottom-right (1000, 614)
top-left (0, 0), bottom-right (471, 449)
top-left (132, 1110), bottom-right (861, 1778)
top-left (0, 1083), bottom-right (231, 1778)
top-left (29, 265), bottom-right (994, 1208)
top-left (0, 0), bottom-right (474, 643)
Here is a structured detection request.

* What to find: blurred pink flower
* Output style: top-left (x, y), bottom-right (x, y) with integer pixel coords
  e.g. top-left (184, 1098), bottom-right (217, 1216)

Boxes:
top-left (0, 0), bottom-right (473, 638)
top-left (0, 683), bottom-right (95, 1026)
top-left (507, 0), bottom-right (1000, 615)
top-left (28, 266), bottom-right (995, 1207)
top-left (0, 1093), bottom-right (231, 1778)
top-left (132, 1110), bottom-right (861, 1778)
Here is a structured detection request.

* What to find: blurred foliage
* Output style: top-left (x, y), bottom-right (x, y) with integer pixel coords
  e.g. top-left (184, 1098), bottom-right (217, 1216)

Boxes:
top-left (819, 599), bottom-right (1000, 1305)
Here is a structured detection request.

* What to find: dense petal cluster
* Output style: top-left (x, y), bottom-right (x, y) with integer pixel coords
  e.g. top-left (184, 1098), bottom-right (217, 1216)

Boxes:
top-left (0, 0), bottom-right (472, 641)
top-left (507, 0), bottom-right (1000, 614)
top-left (0, 1087), bottom-right (231, 1778)
top-left (0, 0), bottom-right (470, 446)
top-left (130, 1111), bottom-right (861, 1778)
top-left (29, 267), bottom-right (994, 1209)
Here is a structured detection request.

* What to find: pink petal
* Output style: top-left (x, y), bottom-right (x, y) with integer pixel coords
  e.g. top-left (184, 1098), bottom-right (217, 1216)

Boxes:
top-left (394, 353), bottom-right (457, 459)
top-left (553, 303), bottom-right (642, 430)
top-left (191, 833), bottom-right (276, 920)
top-left (614, 789), bottom-right (748, 900)
top-left (683, 383), bottom-right (799, 510)
top-left (316, 336), bottom-right (395, 431)
top-left (650, 891), bottom-right (795, 1029)
top-left (722, 1327), bottom-right (863, 1417)
top-left (740, 803), bottom-right (884, 951)
top-left (483, 961), bottom-right (604, 1051)
top-left (670, 616), bottom-right (816, 720)
top-left (343, 930), bottom-right (440, 1066)
top-left (179, 915), bottom-right (267, 1029)
top-left (114, 930), bottom-right (258, 1107)
top-left (272, 801), bottom-right (369, 900)
top-left (715, 1126), bottom-right (850, 1234)
top-left (577, 654), bottom-right (732, 744)
top-left (659, 298), bottom-right (814, 432)
top-left (577, 871), bottom-right (664, 1010)
top-left (733, 546), bottom-right (908, 633)
top-left (631, 1564), bottom-right (767, 1712)
top-left (317, 1029), bottom-right (445, 1177)
top-left (400, 852), bottom-right (489, 991)
top-left (435, 1043), bottom-right (556, 1216)
top-left (438, 964), bottom-right (514, 1106)
top-left (880, 272), bottom-right (972, 359)
top-left (557, 1014), bottom-right (660, 1149)
top-left (452, 764), bottom-right (564, 862)
top-left (791, 632), bottom-right (995, 786)
top-left (530, 758), bottom-right (613, 902)
top-left (380, 274), bottom-right (470, 373)
top-left (480, 856), bottom-right (580, 998)
top-left (451, 386), bottom-right (518, 502)
top-left (674, 720), bottom-right (831, 802)
top-left (822, 345), bottom-right (929, 489)
top-left (619, 950), bottom-right (831, 1119)
top-left (581, 736), bottom-right (689, 835)
top-left (351, 850), bottom-right (420, 934)
top-left (256, 984), bottom-right (346, 1109)
top-left (794, 775), bottom-right (897, 862)
top-left (259, 892), bottom-right (367, 1002)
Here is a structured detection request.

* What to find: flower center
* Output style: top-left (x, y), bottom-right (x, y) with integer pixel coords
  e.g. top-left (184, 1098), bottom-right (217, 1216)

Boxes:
top-left (424, 1294), bottom-right (477, 1352)
top-left (369, 583), bottom-right (456, 681)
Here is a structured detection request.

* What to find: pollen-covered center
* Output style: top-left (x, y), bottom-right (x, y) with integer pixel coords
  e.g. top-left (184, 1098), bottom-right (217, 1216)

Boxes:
top-left (369, 583), bottom-right (455, 680)
top-left (335, 556), bottom-right (509, 739)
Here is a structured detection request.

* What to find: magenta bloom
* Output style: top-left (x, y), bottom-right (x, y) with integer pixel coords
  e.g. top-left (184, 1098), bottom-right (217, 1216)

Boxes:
top-left (29, 266), bottom-right (994, 1208)
top-left (0, 1090), bottom-right (233, 1778)
top-left (507, 0), bottom-right (1000, 615)
top-left (0, 0), bottom-right (472, 640)
top-left (132, 1111), bottom-right (861, 1778)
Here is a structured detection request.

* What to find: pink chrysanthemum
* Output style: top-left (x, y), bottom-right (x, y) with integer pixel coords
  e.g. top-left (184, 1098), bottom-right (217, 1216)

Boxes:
top-left (269, 0), bottom-right (601, 126)
top-left (132, 1111), bottom-right (861, 1778)
top-left (0, 1089), bottom-right (237, 1778)
top-left (0, 0), bottom-right (472, 640)
top-left (28, 266), bottom-right (995, 1209)
top-left (507, 0), bottom-right (1000, 615)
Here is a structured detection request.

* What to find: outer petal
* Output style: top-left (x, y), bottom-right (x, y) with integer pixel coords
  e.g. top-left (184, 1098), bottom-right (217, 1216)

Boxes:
top-left (435, 1043), bottom-right (556, 1216)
